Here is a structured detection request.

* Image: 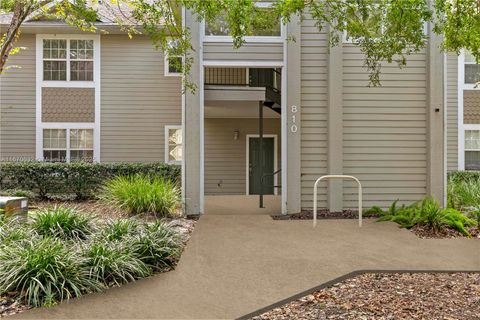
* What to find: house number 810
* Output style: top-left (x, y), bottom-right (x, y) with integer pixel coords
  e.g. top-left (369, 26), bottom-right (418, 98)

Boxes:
top-left (290, 105), bottom-right (299, 133)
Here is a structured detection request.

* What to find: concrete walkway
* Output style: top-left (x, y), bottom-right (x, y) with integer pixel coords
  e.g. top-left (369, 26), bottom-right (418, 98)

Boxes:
top-left (16, 214), bottom-right (480, 319)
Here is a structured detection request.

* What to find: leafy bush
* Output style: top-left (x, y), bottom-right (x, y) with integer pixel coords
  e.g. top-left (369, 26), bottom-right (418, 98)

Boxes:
top-left (0, 161), bottom-right (180, 200)
top-left (132, 221), bottom-right (182, 271)
top-left (82, 240), bottom-right (151, 286)
top-left (375, 197), bottom-right (477, 236)
top-left (0, 237), bottom-right (102, 307)
top-left (31, 206), bottom-right (96, 240)
top-left (0, 188), bottom-right (37, 200)
top-left (101, 175), bottom-right (180, 217)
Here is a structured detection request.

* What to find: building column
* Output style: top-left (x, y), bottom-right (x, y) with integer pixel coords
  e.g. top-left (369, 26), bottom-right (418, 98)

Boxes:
top-left (286, 15), bottom-right (301, 214)
top-left (183, 10), bottom-right (202, 215)
top-left (427, 18), bottom-right (445, 204)
top-left (327, 32), bottom-right (344, 212)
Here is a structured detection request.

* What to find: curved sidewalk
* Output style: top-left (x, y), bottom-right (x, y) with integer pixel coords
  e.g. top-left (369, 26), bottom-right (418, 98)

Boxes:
top-left (15, 215), bottom-right (480, 319)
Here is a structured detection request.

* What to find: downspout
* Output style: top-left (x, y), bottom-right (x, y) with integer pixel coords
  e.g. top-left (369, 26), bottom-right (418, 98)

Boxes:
top-left (259, 101), bottom-right (264, 208)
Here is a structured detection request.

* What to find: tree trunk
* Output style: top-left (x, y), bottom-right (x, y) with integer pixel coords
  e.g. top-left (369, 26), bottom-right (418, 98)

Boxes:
top-left (0, 3), bottom-right (31, 73)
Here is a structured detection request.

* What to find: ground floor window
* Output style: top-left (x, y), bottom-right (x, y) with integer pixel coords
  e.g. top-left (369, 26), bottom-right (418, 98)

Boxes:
top-left (165, 126), bottom-right (182, 164)
top-left (43, 128), bottom-right (94, 162)
top-left (465, 130), bottom-right (480, 170)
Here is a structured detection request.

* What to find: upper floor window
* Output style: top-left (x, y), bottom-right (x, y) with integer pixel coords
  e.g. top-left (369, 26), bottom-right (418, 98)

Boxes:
top-left (464, 51), bottom-right (480, 85)
top-left (43, 39), bottom-right (94, 81)
top-left (164, 39), bottom-right (183, 77)
top-left (204, 4), bottom-right (281, 39)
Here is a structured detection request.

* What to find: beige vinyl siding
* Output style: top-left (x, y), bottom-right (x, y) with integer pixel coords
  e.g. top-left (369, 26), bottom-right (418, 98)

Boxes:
top-left (203, 43), bottom-right (283, 62)
top-left (300, 18), bottom-right (328, 209)
top-left (446, 54), bottom-right (458, 171)
top-left (342, 45), bottom-right (427, 208)
top-left (204, 118), bottom-right (281, 195)
top-left (0, 34), bottom-right (36, 160)
top-left (100, 35), bottom-right (182, 162)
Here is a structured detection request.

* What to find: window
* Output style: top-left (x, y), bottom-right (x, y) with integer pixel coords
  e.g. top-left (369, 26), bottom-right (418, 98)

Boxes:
top-left (204, 3), bottom-right (282, 39)
top-left (205, 8), bottom-right (281, 37)
top-left (164, 39), bottom-right (183, 76)
top-left (43, 128), bottom-right (94, 162)
top-left (43, 40), bottom-right (67, 80)
top-left (165, 126), bottom-right (182, 164)
top-left (43, 39), bottom-right (94, 81)
top-left (465, 130), bottom-right (480, 170)
top-left (464, 51), bottom-right (480, 85)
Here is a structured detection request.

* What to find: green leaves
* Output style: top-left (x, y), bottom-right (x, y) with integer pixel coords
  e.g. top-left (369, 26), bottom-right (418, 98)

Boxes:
top-left (101, 175), bottom-right (181, 217)
top-left (373, 196), bottom-right (477, 237)
top-left (0, 161), bottom-right (180, 201)
top-left (0, 206), bottom-right (182, 307)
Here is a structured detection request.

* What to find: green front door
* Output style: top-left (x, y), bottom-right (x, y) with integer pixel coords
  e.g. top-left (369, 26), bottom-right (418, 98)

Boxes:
top-left (249, 137), bottom-right (275, 195)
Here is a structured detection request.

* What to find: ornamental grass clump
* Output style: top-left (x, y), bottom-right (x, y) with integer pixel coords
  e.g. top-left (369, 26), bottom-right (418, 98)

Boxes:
top-left (101, 175), bottom-right (180, 217)
top-left (0, 237), bottom-right (102, 307)
top-left (82, 240), bottom-right (151, 287)
top-left (31, 206), bottom-right (96, 240)
top-left (0, 205), bottom-right (184, 309)
top-left (131, 221), bottom-right (182, 271)
top-left (98, 219), bottom-right (140, 242)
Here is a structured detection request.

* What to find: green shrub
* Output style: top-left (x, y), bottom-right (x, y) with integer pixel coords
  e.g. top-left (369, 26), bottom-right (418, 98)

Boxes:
top-left (31, 206), bottom-right (96, 240)
top-left (101, 175), bottom-right (180, 217)
top-left (132, 221), bottom-right (182, 271)
top-left (447, 176), bottom-right (480, 210)
top-left (0, 161), bottom-right (180, 200)
top-left (99, 219), bottom-right (140, 242)
top-left (82, 240), bottom-right (151, 286)
top-left (0, 220), bottom-right (33, 245)
top-left (376, 197), bottom-right (477, 236)
top-left (0, 188), bottom-right (37, 200)
top-left (0, 237), bottom-right (102, 307)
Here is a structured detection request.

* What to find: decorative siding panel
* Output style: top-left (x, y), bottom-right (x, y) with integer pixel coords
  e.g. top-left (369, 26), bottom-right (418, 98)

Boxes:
top-left (463, 90), bottom-right (480, 124)
top-left (446, 54), bottom-right (458, 171)
top-left (0, 35), bottom-right (36, 160)
top-left (203, 43), bottom-right (283, 62)
top-left (300, 17), bottom-right (328, 209)
top-left (342, 45), bottom-right (428, 209)
top-left (204, 118), bottom-right (281, 195)
top-left (42, 88), bottom-right (95, 122)
top-left (101, 35), bottom-right (182, 162)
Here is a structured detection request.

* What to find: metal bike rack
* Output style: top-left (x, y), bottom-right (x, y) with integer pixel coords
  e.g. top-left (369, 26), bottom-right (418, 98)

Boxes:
top-left (313, 175), bottom-right (363, 228)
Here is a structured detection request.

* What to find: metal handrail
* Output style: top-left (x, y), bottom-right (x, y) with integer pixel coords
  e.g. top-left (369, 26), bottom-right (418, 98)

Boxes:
top-left (261, 169), bottom-right (282, 189)
top-left (313, 175), bottom-right (362, 228)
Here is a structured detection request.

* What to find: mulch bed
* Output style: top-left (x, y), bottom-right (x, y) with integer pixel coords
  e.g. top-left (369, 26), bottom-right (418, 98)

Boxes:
top-left (251, 272), bottom-right (480, 320)
top-left (272, 210), bottom-right (480, 239)
top-left (271, 210), bottom-right (377, 220)
top-left (412, 225), bottom-right (480, 239)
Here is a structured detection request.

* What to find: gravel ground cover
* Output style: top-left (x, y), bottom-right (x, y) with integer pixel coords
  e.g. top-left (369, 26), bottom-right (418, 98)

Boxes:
top-left (251, 273), bottom-right (480, 320)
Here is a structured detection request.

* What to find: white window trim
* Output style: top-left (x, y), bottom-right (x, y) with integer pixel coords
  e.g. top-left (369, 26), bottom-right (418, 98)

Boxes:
top-left (36, 34), bottom-right (101, 162)
top-left (202, 2), bottom-right (285, 44)
top-left (245, 134), bottom-right (278, 196)
top-left (457, 50), bottom-right (480, 170)
top-left (164, 54), bottom-right (183, 77)
top-left (165, 125), bottom-right (182, 165)
top-left (40, 125), bottom-right (95, 162)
